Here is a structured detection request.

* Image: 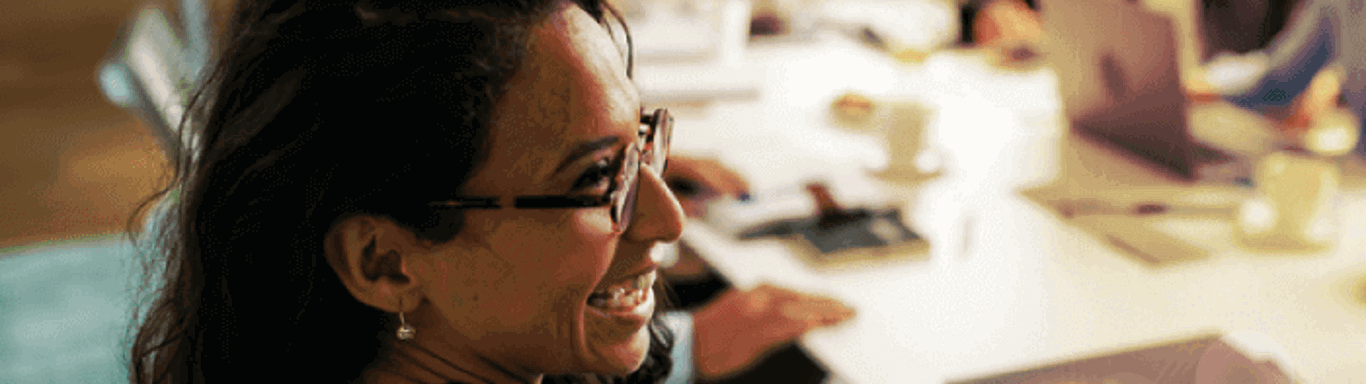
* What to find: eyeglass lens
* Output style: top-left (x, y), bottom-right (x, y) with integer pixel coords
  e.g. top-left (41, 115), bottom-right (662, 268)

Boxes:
top-left (611, 109), bottom-right (671, 233)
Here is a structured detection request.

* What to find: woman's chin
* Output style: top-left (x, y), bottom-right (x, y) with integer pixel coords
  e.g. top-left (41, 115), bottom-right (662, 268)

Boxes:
top-left (580, 322), bottom-right (652, 375)
top-left (581, 285), bottom-right (657, 375)
top-left (579, 313), bottom-right (654, 375)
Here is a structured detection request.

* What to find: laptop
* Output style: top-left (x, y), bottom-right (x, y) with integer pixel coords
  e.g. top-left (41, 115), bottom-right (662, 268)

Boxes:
top-left (948, 332), bottom-right (1299, 384)
top-left (1041, 0), bottom-right (1256, 183)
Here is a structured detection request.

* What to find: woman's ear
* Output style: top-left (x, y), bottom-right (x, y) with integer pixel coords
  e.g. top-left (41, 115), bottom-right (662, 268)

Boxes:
top-left (323, 215), bottom-right (423, 313)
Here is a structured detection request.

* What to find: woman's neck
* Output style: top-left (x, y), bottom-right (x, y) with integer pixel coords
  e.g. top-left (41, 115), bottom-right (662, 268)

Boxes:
top-left (365, 338), bottom-right (543, 384)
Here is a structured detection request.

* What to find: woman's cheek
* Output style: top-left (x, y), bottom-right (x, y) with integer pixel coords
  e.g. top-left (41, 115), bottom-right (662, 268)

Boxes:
top-left (567, 208), bottom-right (618, 251)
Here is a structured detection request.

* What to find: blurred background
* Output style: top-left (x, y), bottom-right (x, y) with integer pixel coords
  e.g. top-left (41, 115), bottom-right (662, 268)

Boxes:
top-left (2, 3), bottom-right (172, 382)
top-left (0, 0), bottom-right (1304, 251)
top-left (1, 0), bottom-right (1354, 383)
top-left (1, 0), bottom-right (166, 248)
top-left (0, 0), bottom-right (1299, 251)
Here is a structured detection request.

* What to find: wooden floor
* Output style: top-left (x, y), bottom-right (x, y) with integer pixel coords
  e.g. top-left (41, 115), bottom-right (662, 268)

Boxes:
top-left (0, 0), bottom-right (164, 249)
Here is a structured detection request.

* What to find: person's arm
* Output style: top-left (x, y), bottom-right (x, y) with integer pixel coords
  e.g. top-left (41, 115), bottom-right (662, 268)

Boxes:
top-left (1223, 0), bottom-right (1335, 117)
top-left (659, 285), bottom-right (855, 384)
top-left (663, 156), bottom-right (750, 218)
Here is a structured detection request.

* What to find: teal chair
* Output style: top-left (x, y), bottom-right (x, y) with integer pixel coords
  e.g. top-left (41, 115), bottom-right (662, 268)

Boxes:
top-left (0, 236), bottom-right (147, 383)
top-left (0, 1), bottom-right (210, 382)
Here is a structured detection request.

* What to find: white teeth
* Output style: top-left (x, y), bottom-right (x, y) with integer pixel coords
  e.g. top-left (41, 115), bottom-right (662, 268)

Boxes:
top-left (588, 271), bottom-right (655, 309)
top-left (591, 292), bottom-right (629, 309)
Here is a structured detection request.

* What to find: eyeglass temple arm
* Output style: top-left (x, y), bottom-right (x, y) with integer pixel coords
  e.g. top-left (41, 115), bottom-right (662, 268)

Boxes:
top-left (428, 198), bottom-right (502, 209)
top-left (428, 195), bottom-right (610, 209)
top-left (515, 195), bottom-right (611, 208)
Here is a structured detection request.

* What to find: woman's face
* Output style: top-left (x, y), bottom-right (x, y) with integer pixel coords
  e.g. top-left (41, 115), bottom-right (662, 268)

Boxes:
top-left (409, 3), bottom-right (685, 377)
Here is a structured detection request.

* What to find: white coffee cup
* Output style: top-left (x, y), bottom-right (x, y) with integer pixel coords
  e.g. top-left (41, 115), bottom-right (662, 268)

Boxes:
top-left (1236, 150), bottom-right (1340, 251)
top-left (881, 101), bottom-right (942, 177)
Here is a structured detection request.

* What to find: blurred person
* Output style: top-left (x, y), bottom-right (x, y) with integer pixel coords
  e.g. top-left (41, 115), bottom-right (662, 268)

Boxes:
top-left (958, 0), bottom-right (1043, 62)
top-left (124, 1), bottom-right (852, 383)
top-left (1199, 0), bottom-right (1298, 60)
top-left (1193, 0), bottom-right (1363, 148)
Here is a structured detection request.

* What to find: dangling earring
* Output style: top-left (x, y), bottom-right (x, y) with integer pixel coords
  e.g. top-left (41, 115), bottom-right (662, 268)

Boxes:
top-left (396, 298), bottom-right (416, 341)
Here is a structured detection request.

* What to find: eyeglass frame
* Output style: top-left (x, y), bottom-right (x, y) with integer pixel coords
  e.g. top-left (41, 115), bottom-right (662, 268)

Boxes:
top-left (426, 108), bottom-right (673, 234)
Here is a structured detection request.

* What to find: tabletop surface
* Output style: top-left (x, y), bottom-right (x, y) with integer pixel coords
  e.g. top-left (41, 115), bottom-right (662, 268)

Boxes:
top-left (652, 25), bottom-right (1366, 384)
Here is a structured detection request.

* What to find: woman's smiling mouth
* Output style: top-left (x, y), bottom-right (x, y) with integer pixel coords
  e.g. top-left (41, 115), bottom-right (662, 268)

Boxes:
top-left (586, 270), bottom-right (657, 324)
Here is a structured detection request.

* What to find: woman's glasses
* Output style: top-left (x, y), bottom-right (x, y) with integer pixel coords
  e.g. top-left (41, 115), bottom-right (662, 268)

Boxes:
top-left (428, 108), bottom-right (673, 234)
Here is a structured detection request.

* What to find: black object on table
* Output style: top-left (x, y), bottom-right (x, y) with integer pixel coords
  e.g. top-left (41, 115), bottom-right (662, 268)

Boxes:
top-left (739, 183), bottom-right (921, 257)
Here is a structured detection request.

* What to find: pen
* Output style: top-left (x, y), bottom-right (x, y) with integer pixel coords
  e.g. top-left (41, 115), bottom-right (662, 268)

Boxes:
top-left (1106, 235), bottom-right (1162, 265)
top-left (1057, 200), bottom-right (1238, 219)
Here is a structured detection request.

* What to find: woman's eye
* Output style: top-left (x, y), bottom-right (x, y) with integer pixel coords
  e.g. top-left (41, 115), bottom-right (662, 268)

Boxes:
top-left (572, 159), bottom-right (614, 192)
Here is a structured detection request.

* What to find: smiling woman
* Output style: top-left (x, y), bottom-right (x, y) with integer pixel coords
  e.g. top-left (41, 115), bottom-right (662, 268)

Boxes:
top-left (125, 1), bottom-right (683, 383)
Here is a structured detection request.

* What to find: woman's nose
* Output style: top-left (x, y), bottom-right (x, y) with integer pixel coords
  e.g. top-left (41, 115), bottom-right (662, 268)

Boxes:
top-left (624, 165), bottom-right (685, 243)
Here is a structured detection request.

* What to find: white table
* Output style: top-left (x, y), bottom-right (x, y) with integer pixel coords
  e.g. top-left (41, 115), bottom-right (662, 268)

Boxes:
top-left (646, 25), bottom-right (1366, 384)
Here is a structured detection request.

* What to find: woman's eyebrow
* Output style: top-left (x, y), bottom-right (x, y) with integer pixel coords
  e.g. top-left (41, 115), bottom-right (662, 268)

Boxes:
top-left (554, 136), bottom-right (621, 174)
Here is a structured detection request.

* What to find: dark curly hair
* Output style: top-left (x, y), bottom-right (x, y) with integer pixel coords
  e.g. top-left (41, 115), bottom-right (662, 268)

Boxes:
top-left (124, 0), bottom-right (671, 383)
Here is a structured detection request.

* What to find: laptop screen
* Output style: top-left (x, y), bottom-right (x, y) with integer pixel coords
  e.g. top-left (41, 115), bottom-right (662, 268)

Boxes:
top-left (1043, 0), bottom-right (1199, 180)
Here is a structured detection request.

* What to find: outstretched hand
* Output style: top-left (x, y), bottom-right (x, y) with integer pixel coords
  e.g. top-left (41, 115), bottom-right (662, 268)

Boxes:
top-left (1281, 65), bottom-right (1344, 134)
top-left (1188, 64), bottom-right (1345, 136)
top-left (1184, 76), bottom-right (1222, 105)
top-left (975, 0), bottom-right (1044, 64)
top-left (690, 284), bottom-right (856, 380)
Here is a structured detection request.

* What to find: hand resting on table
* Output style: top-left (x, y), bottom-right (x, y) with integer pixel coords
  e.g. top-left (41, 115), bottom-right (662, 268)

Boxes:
top-left (691, 284), bottom-right (856, 381)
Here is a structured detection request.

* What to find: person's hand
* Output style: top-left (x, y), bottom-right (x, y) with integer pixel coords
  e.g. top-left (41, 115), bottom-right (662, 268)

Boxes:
top-left (1279, 65), bottom-right (1344, 134)
top-left (976, 0), bottom-right (1044, 64)
top-left (1183, 73), bottom-right (1222, 105)
top-left (690, 284), bottom-right (856, 381)
top-left (663, 156), bottom-right (751, 218)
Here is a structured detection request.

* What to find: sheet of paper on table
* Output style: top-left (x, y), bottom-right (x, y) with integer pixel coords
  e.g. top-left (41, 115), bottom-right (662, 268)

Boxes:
top-left (680, 170), bottom-right (913, 288)
top-left (702, 171), bottom-right (894, 236)
top-left (692, 170), bottom-right (933, 273)
top-left (1017, 183), bottom-right (1259, 267)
